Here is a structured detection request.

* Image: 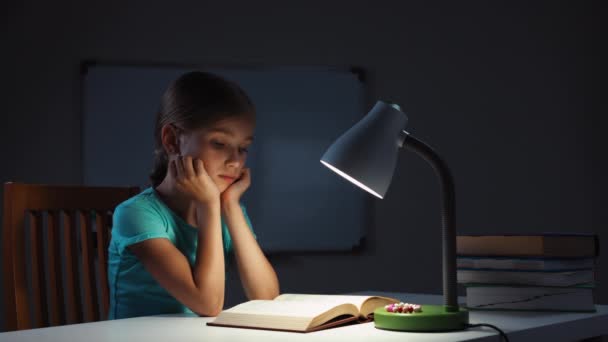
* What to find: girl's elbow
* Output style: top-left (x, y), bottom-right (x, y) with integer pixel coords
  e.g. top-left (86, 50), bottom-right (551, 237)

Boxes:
top-left (193, 295), bottom-right (224, 316)
top-left (263, 286), bottom-right (280, 300)
top-left (250, 286), bottom-right (280, 300)
top-left (195, 304), bottom-right (222, 317)
top-left (268, 280), bottom-right (280, 299)
top-left (261, 293), bottom-right (279, 301)
top-left (196, 307), bottom-right (222, 317)
top-left (269, 288), bottom-right (280, 300)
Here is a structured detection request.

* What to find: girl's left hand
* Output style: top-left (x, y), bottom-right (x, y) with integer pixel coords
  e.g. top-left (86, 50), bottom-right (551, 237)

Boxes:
top-left (221, 168), bottom-right (251, 206)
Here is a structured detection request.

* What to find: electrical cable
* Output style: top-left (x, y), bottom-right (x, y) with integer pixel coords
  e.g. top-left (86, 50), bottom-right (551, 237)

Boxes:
top-left (466, 323), bottom-right (510, 342)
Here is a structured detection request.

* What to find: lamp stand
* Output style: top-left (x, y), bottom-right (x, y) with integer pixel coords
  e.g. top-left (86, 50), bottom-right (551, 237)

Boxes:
top-left (374, 131), bottom-right (469, 332)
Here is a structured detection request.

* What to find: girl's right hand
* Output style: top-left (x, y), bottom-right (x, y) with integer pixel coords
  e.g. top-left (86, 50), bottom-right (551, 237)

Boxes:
top-left (169, 154), bottom-right (220, 207)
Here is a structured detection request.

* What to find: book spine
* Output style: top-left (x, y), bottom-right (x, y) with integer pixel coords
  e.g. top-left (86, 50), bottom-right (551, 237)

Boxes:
top-left (462, 282), bottom-right (596, 288)
top-left (456, 257), bottom-right (594, 271)
top-left (457, 267), bottom-right (593, 272)
top-left (465, 285), bottom-right (595, 311)
top-left (457, 269), bottom-right (593, 287)
top-left (456, 234), bottom-right (598, 257)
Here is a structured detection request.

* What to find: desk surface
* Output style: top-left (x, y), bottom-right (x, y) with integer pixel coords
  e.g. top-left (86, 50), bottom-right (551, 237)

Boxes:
top-left (1, 291), bottom-right (607, 342)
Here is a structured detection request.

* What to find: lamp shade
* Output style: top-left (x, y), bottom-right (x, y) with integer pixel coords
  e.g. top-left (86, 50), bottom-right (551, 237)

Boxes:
top-left (320, 101), bottom-right (408, 199)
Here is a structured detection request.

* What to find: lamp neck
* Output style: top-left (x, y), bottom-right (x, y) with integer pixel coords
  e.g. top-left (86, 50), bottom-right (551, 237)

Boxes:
top-left (400, 133), bottom-right (459, 311)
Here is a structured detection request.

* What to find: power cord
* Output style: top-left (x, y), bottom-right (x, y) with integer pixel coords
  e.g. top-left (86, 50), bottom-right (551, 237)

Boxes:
top-left (466, 323), bottom-right (510, 342)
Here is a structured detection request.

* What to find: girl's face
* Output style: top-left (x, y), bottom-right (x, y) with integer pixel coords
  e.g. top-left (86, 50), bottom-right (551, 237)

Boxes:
top-left (179, 115), bottom-right (255, 193)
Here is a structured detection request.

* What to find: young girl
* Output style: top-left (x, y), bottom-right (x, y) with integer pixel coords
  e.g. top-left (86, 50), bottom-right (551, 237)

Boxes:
top-left (107, 71), bottom-right (279, 319)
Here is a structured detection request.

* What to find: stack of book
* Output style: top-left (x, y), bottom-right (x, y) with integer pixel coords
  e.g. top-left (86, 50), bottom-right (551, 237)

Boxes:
top-left (456, 233), bottom-right (599, 312)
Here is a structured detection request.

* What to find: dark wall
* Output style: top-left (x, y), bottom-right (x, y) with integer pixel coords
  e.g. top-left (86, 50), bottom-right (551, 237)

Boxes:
top-left (1, 1), bottom-right (606, 331)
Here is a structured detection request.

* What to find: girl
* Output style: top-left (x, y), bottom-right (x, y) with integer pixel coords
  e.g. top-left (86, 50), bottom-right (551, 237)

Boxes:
top-left (107, 71), bottom-right (279, 319)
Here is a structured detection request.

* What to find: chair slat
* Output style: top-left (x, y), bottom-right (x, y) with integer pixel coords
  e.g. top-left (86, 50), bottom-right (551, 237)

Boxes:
top-left (28, 211), bottom-right (49, 328)
top-left (96, 211), bottom-right (110, 319)
top-left (2, 183), bottom-right (18, 331)
top-left (4, 184), bottom-right (31, 330)
top-left (79, 210), bottom-right (99, 322)
top-left (62, 211), bottom-right (83, 324)
top-left (46, 211), bottom-right (66, 326)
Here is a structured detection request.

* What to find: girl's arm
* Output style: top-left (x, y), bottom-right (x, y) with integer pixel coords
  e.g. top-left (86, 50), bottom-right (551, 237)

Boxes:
top-left (130, 156), bottom-right (226, 316)
top-left (129, 202), bottom-right (225, 316)
top-left (222, 202), bottom-right (280, 300)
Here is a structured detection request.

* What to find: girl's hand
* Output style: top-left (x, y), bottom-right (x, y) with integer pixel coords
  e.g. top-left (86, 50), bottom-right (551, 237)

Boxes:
top-left (221, 168), bottom-right (251, 207)
top-left (170, 154), bottom-right (220, 207)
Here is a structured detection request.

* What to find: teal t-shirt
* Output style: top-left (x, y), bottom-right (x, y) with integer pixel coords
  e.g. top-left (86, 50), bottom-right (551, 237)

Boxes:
top-left (107, 187), bottom-right (255, 319)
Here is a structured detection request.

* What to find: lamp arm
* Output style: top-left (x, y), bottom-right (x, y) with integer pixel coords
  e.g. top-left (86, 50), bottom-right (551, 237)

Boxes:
top-left (399, 130), bottom-right (459, 311)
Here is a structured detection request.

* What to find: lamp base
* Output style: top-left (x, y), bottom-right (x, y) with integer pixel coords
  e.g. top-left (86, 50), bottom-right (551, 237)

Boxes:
top-left (374, 305), bottom-right (469, 332)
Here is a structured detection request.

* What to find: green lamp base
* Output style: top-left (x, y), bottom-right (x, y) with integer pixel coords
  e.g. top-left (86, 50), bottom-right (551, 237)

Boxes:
top-left (374, 305), bottom-right (469, 332)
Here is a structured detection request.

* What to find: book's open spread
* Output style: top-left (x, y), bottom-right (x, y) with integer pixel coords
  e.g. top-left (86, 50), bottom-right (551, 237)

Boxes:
top-left (274, 294), bottom-right (397, 318)
top-left (207, 294), bottom-right (399, 332)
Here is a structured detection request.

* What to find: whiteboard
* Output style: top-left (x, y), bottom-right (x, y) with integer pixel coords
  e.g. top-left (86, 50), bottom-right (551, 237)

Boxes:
top-left (82, 63), bottom-right (369, 252)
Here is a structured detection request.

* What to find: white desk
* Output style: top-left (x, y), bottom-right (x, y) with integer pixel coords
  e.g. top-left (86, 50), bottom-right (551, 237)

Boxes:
top-left (1, 291), bottom-right (607, 342)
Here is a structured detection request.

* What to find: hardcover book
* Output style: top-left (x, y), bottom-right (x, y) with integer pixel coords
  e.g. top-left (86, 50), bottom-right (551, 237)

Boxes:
top-left (457, 269), bottom-right (593, 287)
top-left (456, 233), bottom-right (598, 258)
top-left (465, 284), bottom-right (596, 312)
top-left (457, 256), bottom-right (595, 271)
top-left (207, 293), bottom-right (400, 333)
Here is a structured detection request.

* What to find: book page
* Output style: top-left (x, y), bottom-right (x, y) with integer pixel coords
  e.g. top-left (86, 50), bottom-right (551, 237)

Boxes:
top-left (223, 299), bottom-right (356, 318)
top-left (275, 294), bottom-right (377, 312)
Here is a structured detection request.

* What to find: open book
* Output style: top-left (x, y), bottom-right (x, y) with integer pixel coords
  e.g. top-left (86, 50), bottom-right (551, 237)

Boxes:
top-left (207, 293), bottom-right (400, 333)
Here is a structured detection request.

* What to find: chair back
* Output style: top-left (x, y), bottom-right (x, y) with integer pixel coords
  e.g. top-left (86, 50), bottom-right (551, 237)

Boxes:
top-left (2, 182), bottom-right (140, 331)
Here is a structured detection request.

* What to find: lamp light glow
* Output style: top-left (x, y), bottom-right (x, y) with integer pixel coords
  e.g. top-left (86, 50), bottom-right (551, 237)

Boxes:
top-left (320, 160), bottom-right (383, 199)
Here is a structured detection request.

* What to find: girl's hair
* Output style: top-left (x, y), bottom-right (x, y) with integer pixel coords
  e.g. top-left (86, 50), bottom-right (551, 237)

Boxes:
top-left (149, 71), bottom-right (255, 187)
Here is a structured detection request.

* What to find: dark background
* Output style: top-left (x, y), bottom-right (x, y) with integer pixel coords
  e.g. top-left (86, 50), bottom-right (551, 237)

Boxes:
top-left (1, 0), bottom-right (606, 332)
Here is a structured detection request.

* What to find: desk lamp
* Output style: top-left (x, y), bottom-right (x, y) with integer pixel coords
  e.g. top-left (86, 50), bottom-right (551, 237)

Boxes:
top-left (320, 101), bottom-right (469, 332)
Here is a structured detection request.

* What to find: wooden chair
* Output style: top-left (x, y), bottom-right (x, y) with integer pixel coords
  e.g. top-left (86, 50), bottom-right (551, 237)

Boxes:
top-left (2, 182), bottom-right (140, 331)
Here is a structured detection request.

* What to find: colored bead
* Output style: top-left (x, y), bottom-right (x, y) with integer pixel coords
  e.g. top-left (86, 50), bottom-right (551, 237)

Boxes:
top-left (385, 302), bottom-right (424, 314)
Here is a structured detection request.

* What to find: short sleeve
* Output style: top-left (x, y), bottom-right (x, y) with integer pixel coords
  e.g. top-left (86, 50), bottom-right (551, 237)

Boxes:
top-left (112, 202), bottom-right (170, 255)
